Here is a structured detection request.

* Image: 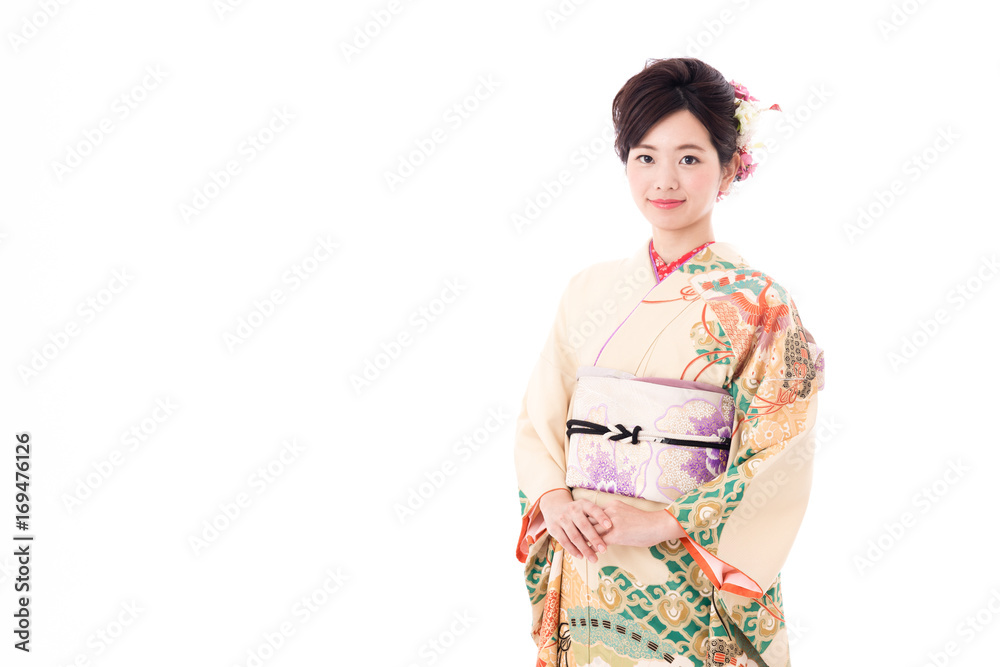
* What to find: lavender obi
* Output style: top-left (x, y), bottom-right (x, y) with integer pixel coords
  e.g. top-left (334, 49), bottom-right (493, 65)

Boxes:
top-left (565, 366), bottom-right (735, 503)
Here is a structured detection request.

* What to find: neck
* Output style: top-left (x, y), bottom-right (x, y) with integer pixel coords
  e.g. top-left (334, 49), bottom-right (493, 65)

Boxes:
top-left (650, 226), bottom-right (715, 264)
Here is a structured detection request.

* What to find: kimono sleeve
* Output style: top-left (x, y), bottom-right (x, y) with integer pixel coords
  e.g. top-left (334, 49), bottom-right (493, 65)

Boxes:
top-left (664, 282), bottom-right (826, 603)
top-left (513, 274), bottom-right (581, 564)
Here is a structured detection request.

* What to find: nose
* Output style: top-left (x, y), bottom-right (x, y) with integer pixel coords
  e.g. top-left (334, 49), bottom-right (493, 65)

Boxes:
top-left (654, 163), bottom-right (679, 191)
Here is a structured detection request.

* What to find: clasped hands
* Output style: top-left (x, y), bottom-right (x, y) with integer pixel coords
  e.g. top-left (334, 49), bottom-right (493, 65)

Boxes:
top-left (537, 488), bottom-right (687, 563)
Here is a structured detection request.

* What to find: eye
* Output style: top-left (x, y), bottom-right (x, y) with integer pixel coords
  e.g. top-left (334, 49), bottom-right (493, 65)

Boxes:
top-left (681, 155), bottom-right (700, 165)
top-left (635, 154), bottom-right (653, 164)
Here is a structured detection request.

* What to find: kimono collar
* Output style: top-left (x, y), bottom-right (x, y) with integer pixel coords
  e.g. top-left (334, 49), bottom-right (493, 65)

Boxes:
top-left (593, 239), bottom-right (748, 368)
top-left (634, 237), bottom-right (747, 285)
top-left (649, 239), bottom-right (714, 282)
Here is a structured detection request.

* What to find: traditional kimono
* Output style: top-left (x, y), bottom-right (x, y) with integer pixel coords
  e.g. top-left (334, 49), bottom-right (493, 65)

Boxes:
top-left (514, 238), bottom-right (825, 667)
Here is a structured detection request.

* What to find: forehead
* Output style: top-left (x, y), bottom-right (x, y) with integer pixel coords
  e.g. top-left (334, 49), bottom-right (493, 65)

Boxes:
top-left (634, 109), bottom-right (711, 149)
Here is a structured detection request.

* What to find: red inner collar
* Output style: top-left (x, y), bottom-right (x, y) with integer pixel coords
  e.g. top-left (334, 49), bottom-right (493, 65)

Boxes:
top-left (650, 239), bottom-right (714, 281)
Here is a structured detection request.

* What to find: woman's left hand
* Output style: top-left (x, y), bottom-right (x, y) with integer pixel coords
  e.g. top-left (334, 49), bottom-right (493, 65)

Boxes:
top-left (599, 499), bottom-right (688, 548)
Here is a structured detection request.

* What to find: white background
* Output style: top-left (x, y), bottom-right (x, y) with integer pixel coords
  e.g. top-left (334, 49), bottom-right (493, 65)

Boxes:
top-left (2, 0), bottom-right (997, 665)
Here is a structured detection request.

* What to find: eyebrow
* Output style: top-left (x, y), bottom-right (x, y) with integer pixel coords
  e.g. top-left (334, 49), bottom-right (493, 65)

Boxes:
top-left (633, 143), bottom-right (707, 152)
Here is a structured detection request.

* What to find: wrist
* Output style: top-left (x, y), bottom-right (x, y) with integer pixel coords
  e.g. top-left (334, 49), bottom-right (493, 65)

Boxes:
top-left (661, 509), bottom-right (685, 542)
top-left (538, 488), bottom-right (572, 515)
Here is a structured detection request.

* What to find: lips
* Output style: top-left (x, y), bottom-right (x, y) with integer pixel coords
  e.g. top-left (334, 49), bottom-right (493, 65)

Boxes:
top-left (650, 199), bottom-right (684, 209)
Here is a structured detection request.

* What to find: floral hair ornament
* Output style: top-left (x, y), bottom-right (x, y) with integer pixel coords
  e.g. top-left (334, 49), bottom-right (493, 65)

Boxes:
top-left (717, 80), bottom-right (782, 201)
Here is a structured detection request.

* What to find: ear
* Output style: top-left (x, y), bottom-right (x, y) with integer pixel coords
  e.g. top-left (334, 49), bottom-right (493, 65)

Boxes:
top-left (719, 152), bottom-right (741, 191)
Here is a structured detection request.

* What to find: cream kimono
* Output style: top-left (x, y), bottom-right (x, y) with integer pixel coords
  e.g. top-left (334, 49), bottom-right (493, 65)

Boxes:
top-left (514, 239), bottom-right (825, 667)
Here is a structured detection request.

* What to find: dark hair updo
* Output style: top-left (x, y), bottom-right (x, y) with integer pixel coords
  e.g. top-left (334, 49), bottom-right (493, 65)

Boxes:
top-left (612, 57), bottom-right (739, 175)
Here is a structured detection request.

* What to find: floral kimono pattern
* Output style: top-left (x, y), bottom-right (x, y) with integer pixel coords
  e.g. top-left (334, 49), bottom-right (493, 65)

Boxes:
top-left (514, 239), bottom-right (825, 667)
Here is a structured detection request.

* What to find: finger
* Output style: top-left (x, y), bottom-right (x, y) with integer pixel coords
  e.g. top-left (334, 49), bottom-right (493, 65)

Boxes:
top-left (572, 514), bottom-right (608, 554)
top-left (562, 521), bottom-right (598, 562)
top-left (587, 516), bottom-right (611, 536)
top-left (546, 525), bottom-right (575, 558)
top-left (551, 523), bottom-right (587, 561)
top-left (585, 504), bottom-right (614, 531)
top-left (577, 499), bottom-right (614, 531)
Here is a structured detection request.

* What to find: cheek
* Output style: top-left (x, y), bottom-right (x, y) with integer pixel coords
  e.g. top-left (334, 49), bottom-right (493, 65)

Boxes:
top-left (626, 172), bottom-right (642, 196)
top-left (687, 170), bottom-right (718, 192)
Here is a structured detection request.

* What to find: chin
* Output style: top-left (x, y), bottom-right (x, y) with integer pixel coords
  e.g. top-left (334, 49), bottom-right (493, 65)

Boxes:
top-left (647, 222), bottom-right (690, 233)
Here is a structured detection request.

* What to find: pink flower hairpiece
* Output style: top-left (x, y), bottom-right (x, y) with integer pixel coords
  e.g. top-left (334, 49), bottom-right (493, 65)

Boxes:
top-left (718, 79), bottom-right (782, 201)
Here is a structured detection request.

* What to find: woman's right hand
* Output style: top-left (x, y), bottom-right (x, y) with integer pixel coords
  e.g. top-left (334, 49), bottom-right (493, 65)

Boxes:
top-left (538, 489), bottom-right (613, 563)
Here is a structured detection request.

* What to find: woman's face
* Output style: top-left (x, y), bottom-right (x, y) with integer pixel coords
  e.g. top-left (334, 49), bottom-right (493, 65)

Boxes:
top-left (625, 109), bottom-right (738, 238)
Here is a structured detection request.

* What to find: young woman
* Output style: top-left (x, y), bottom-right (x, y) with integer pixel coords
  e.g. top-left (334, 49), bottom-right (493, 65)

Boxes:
top-left (514, 57), bottom-right (825, 667)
